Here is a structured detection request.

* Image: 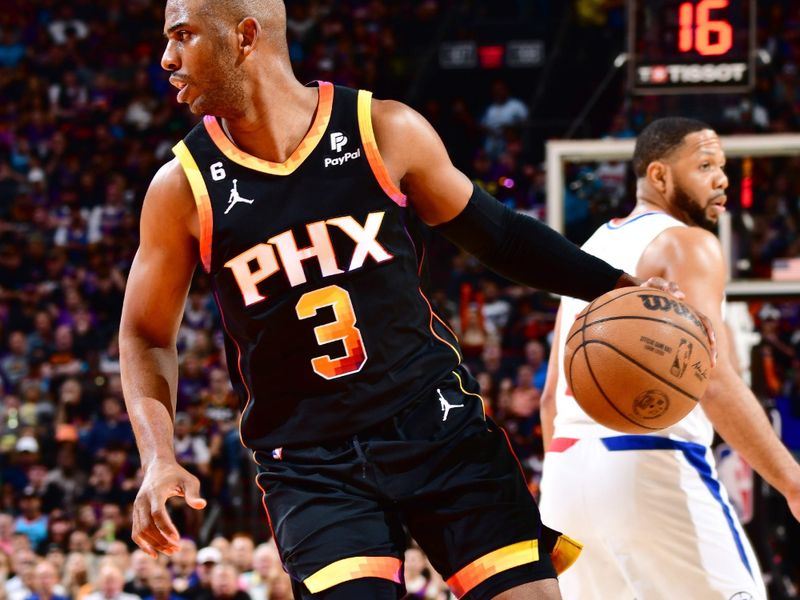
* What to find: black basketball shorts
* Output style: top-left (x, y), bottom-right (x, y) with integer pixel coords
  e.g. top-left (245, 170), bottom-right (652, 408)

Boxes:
top-left (254, 367), bottom-right (581, 599)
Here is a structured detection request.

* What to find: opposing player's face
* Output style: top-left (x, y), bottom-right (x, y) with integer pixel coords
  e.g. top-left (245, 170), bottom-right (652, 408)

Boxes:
top-left (161, 0), bottom-right (246, 117)
top-left (667, 130), bottom-right (728, 230)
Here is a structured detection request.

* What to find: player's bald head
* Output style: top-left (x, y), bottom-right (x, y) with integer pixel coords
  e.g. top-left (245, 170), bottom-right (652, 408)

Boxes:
top-left (192, 0), bottom-right (287, 51)
top-left (200, 0), bottom-right (285, 30)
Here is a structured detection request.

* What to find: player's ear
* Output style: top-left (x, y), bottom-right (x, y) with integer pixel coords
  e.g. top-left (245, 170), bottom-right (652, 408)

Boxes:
top-left (646, 160), bottom-right (669, 195)
top-left (237, 17), bottom-right (261, 58)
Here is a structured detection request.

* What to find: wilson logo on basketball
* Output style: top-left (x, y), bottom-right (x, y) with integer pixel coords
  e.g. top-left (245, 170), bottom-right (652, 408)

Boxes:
top-left (637, 294), bottom-right (703, 329)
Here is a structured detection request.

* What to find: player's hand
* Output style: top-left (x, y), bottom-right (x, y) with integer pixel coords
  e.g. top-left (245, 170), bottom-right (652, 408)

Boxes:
top-left (639, 276), bottom-right (718, 368)
top-left (132, 458), bottom-right (206, 558)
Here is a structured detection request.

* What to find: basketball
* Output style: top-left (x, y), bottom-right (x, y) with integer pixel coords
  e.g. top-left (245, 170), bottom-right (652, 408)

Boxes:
top-left (563, 287), bottom-right (713, 434)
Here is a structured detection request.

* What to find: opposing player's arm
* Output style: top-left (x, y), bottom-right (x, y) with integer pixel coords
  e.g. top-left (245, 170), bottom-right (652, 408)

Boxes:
top-left (119, 159), bottom-right (207, 556)
top-left (371, 99), bottom-right (643, 301)
top-left (540, 307), bottom-right (563, 451)
top-left (640, 227), bottom-right (800, 519)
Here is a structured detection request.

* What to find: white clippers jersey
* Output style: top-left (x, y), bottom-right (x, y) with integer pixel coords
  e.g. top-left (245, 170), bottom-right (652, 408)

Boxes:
top-left (554, 211), bottom-right (715, 446)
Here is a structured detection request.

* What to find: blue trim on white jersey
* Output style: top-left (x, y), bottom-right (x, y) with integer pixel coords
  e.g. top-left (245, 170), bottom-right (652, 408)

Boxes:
top-left (601, 435), bottom-right (753, 578)
top-left (605, 211), bottom-right (664, 230)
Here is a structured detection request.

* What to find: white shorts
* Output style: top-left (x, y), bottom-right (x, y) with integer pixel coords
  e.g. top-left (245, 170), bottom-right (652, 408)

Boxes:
top-left (539, 436), bottom-right (766, 600)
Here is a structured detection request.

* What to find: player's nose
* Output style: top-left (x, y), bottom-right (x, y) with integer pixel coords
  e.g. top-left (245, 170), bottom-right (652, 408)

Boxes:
top-left (716, 169), bottom-right (729, 190)
top-left (161, 41), bottom-right (180, 72)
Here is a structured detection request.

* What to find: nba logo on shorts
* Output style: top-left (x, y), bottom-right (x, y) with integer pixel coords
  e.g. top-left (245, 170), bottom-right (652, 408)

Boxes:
top-left (272, 448), bottom-right (283, 460)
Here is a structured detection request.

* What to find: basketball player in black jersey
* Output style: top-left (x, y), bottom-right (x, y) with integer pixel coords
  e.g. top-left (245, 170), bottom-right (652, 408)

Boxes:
top-left (120, 1), bottom-right (708, 599)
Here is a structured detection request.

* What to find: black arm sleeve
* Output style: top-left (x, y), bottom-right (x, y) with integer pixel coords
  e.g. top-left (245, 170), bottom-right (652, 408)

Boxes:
top-left (433, 184), bottom-right (625, 302)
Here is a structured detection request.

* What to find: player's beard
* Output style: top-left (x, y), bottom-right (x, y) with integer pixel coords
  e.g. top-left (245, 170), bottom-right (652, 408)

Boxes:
top-left (673, 183), bottom-right (717, 231)
top-left (190, 40), bottom-right (248, 118)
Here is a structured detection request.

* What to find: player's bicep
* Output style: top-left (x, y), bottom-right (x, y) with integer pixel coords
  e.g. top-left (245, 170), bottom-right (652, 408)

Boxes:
top-left (121, 163), bottom-right (199, 348)
top-left (372, 100), bottom-right (472, 225)
top-left (663, 230), bottom-right (726, 321)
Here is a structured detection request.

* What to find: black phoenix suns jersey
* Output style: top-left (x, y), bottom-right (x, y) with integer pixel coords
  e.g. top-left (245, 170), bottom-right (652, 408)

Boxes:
top-left (173, 82), bottom-right (462, 449)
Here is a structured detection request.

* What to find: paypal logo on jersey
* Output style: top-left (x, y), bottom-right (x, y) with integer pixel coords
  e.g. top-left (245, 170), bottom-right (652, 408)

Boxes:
top-left (330, 132), bottom-right (348, 152)
top-left (324, 149), bottom-right (362, 168)
top-left (325, 131), bottom-right (361, 168)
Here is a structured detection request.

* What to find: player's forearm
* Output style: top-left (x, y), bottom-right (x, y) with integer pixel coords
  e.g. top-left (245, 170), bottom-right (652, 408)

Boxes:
top-left (702, 368), bottom-right (800, 497)
top-left (434, 185), bottom-right (624, 301)
top-left (120, 337), bottom-right (180, 468)
top-left (540, 394), bottom-right (556, 451)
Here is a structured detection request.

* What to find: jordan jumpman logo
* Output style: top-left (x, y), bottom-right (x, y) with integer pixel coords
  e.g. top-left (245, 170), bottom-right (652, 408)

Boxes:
top-left (225, 179), bottom-right (255, 214)
top-left (437, 388), bottom-right (464, 422)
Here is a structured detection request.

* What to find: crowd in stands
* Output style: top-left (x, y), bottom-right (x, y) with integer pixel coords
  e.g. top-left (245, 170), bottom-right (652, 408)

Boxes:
top-left (0, 0), bottom-right (799, 597)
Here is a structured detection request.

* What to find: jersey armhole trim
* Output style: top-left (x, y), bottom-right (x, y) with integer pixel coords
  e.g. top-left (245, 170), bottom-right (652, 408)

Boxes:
top-left (357, 90), bottom-right (407, 207)
top-left (172, 141), bottom-right (213, 272)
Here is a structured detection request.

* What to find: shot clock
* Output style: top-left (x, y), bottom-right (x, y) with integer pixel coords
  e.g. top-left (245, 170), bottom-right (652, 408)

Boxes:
top-left (628, 0), bottom-right (755, 94)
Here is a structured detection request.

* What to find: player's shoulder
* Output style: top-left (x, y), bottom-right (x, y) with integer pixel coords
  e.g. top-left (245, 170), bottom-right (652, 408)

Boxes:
top-left (648, 224), bottom-right (723, 268)
top-left (655, 225), bottom-right (720, 252)
top-left (141, 158), bottom-right (198, 230)
top-left (370, 97), bottom-right (430, 138)
top-left (370, 97), bottom-right (445, 177)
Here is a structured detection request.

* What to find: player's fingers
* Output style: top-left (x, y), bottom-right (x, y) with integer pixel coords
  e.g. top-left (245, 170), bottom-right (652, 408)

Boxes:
top-left (132, 508), bottom-right (169, 557)
top-left (182, 477), bottom-right (207, 510)
top-left (698, 312), bottom-right (718, 368)
top-left (150, 503), bottom-right (181, 547)
top-left (139, 527), bottom-right (174, 557)
top-left (643, 276), bottom-right (686, 300)
top-left (131, 529), bottom-right (158, 559)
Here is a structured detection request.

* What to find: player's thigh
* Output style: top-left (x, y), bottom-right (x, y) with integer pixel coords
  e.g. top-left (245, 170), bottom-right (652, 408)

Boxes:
top-left (404, 418), bottom-right (558, 600)
top-left (607, 446), bottom-right (765, 599)
top-left (256, 448), bottom-right (405, 597)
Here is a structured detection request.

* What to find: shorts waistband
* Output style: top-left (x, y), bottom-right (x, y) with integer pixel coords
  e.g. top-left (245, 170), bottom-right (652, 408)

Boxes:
top-left (548, 435), bottom-right (707, 454)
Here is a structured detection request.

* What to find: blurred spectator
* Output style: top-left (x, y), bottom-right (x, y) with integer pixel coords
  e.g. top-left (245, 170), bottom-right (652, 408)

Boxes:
top-left (206, 565), bottom-right (249, 600)
top-left (43, 444), bottom-right (86, 515)
top-left (81, 397), bottom-right (135, 459)
top-left (26, 560), bottom-right (68, 600)
top-left (84, 565), bottom-right (139, 600)
top-left (123, 550), bottom-right (154, 599)
top-left (1, 331), bottom-right (30, 389)
top-left (243, 543), bottom-right (280, 600)
top-left (143, 564), bottom-right (183, 600)
top-left (0, 514), bottom-right (15, 555)
top-left (228, 536), bottom-right (253, 583)
top-left (6, 549), bottom-right (37, 600)
top-left (182, 547), bottom-right (218, 600)
top-left (14, 487), bottom-right (48, 552)
top-left (173, 414), bottom-right (210, 480)
top-left (480, 80), bottom-right (529, 159)
top-left (61, 552), bottom-right (91, 600)
top-left (169, 539), bottom-right (198, 595)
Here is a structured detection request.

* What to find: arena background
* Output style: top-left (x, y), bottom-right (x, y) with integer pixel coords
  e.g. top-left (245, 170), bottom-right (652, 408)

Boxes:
top-left (0, 1), bottom-right (799, 599)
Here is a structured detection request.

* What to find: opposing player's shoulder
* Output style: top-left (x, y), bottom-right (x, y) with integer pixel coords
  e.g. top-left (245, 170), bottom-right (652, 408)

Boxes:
top-left (654, 225), bottom-right (723, 262)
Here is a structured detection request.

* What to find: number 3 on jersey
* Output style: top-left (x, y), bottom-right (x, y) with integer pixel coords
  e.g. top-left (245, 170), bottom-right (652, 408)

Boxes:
top-left (296, 285), bottom-right (367, 380)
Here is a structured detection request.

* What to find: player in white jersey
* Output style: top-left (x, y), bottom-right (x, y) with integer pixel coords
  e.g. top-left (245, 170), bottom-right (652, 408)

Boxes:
top-left (539, 118), bottom-right (800, 600)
